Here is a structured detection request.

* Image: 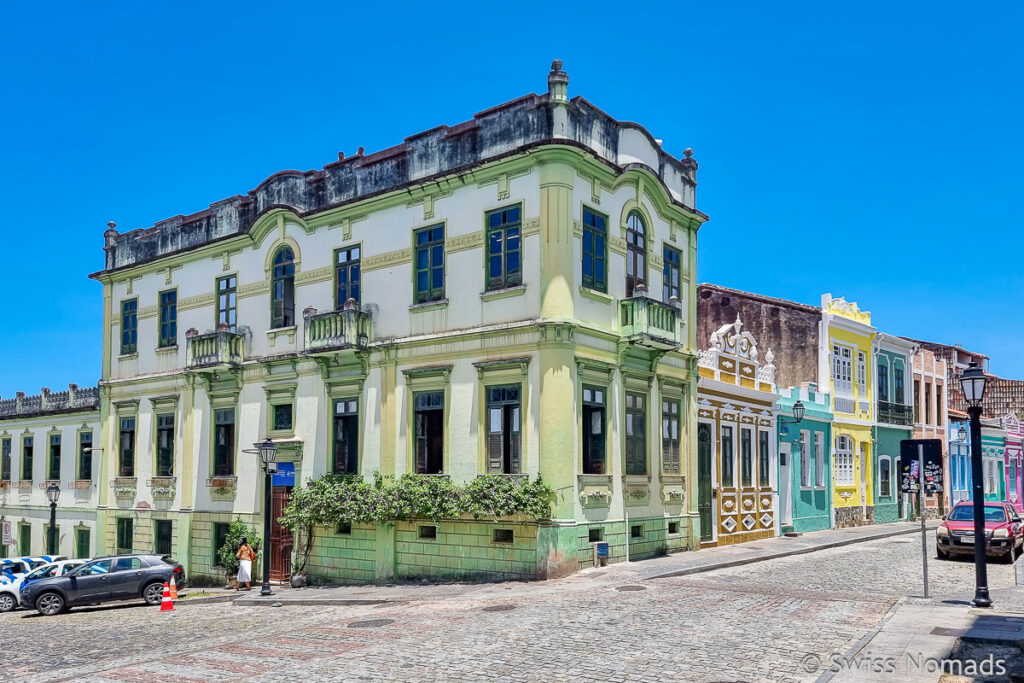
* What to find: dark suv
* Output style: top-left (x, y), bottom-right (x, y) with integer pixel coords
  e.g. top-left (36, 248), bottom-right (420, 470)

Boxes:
top-left (19, 554), bottom-right (186, 616)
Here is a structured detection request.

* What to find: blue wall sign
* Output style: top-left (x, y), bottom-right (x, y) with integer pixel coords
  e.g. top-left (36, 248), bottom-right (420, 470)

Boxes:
top-left (273, 461), bottom-right (295, 487)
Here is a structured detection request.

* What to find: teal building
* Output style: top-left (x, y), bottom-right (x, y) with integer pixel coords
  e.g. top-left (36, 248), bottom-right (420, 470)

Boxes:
top-left (981, 418), bottom-right (1007, 503)
top-left (778, 384), bottom-right (833, 533)
top-left (872, 334), bottom-right (916, 523)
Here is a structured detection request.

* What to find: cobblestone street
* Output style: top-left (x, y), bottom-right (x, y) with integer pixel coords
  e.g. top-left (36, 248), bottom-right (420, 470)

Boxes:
top-left (4, 533), bottom-right (1020, 683)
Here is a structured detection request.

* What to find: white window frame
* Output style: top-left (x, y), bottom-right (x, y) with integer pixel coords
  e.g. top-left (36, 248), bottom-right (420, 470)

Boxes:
top-left (814, 431), bottom-right (825, 488)
top-left (857, 351), bottom-right (867, 398)
top-left (832, 344), bottom-right (853, 396)
top-left (835, 435), bottom-right (854, 486)
top-left (721, 424), bottom-right (736, 488)
top-left (799, 430), bottom-right (811, 488)
top-left (878, 455), bottom-right (892, 498)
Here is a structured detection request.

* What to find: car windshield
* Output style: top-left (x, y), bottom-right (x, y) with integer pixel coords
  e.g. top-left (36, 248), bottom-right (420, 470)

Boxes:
top-left (25, 564), bottom-right (59, 580)
top-left (948, 506), bottom-right (1007, 522)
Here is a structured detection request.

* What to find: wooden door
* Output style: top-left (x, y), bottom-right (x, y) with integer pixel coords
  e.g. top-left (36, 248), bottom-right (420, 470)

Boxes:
top-left (269, 486), bottom-right (293, 582)
top-left (697, 423), bottom-right (713, 541)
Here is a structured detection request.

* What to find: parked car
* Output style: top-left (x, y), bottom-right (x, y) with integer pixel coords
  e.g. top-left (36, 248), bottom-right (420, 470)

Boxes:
top-left (0, 559), bottom-right (86, 612)
top-left (0, 556), bottom-right (66, 582)
top-left (936, 501), bottom-right (1023, 562)
top-left (19, 554), bottom-right (186, 616)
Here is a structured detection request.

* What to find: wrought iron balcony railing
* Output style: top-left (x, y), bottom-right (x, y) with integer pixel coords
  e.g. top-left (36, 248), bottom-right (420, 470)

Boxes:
top-left (186, 330), bottom-right (244, 368)
top-left (619, 294), bottom-right (682, 348)
top-left (878, 400), bottom-right (914, 426)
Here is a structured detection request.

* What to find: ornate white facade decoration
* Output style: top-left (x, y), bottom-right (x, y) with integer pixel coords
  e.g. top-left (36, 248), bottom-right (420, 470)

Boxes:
top-left (698, 315), bottom-right (776, 387)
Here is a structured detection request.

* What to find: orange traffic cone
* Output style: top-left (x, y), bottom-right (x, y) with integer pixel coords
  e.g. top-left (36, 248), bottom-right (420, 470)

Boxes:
top-left (160, 581), bottom-right (174, 612)
top-left (169, 576), bottom-right (179, 601)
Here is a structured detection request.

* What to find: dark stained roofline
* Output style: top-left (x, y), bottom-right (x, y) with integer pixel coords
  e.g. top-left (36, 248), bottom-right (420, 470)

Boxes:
top-left (697, 282), bottom-right (820, 314)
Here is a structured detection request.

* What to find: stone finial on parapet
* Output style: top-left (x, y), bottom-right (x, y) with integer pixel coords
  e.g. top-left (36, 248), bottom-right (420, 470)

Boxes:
top-left (548, 59), bottom-right (568, 102)
top-left (104, 221), bottom-right (119, 248)
top-left (185, 327), bottom-right (199, 339)
top-left (680, 148), bottom-right (698, 181)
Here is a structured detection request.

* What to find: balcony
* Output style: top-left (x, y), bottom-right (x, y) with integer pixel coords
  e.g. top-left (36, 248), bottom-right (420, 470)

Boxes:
top-left (186, 329), bottom-right (244, 369)
top-left (303, 304), bottom-right (370, 354)
top-left (619, 293), bottom-right (682, 349)
top-left (878, 400), bottom-right (914, 426)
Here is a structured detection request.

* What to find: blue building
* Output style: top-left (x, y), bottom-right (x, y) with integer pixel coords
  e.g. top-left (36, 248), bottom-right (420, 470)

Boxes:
top-left (948, 414), bottom-right (970, 504)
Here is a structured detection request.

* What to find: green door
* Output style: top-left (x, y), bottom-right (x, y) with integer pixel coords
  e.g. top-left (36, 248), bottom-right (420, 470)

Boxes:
top-left (698, 423), bottom-right (713, 541)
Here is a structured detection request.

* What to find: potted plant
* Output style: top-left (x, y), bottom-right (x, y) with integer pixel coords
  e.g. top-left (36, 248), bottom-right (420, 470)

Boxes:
top-left (217, 518), bottom-right (262, 589)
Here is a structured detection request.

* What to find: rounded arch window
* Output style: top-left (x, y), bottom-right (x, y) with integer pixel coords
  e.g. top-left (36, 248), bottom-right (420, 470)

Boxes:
top-left (625, 212), bottom-right (647, 297)
top-left (271, 246), bottom-right (295, 328)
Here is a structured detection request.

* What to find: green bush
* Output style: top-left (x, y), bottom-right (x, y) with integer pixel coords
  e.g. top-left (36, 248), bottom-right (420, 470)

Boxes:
top-left (217, 518), bottom-right (262, 574)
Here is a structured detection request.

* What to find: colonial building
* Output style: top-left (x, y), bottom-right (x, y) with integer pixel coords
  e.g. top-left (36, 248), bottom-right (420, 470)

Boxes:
top-left (696, 316), bottom-right (779, 545)
top-left (87, 62), bottom-right (707, 582)
top-left (948, 410), bottom-right (971, 504)
top-left (981, 418), bottom-right (1007, 503)
top-left (777, 383), bottom-right (833, 533)
top-left (1002, 414), bottom-right (1022, 513)
top-left (0, 386), bottom-right (101, 559)
top-left (911, 346), bottom-right (948, 516)
top-left (872, 333), bottom-right (917, 523)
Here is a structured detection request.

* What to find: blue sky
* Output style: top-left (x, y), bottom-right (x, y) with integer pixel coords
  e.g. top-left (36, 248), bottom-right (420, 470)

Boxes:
top-left (1, 2), bottom-right (1021, 397)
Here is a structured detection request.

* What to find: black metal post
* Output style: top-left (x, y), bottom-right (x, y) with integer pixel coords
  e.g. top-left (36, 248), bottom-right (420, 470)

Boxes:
top-left (261, 464), bottom-right (273, 596)
top-left (968, 405), bottom-right (992, 608)
top-left (47, 501), bottom-right (56, 555)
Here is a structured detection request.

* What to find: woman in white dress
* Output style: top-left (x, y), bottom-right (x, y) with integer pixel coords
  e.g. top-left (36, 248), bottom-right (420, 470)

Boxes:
top-left (235, 537), bottom-right (256, 591)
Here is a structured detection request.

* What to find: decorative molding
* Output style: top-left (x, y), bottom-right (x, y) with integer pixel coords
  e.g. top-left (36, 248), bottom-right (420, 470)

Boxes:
top-left (237, 281), bottom-right (270, 299)
top-left (363, 247), bottom-right (412, 272)
top-left (296, 266), bottom-right (333, 285)
top-left (178, 292), bottom-right (216, 312)
top-left (446, 231), bottom-right (485, 253)
top-left (522, 217), bottom-right (540, 236)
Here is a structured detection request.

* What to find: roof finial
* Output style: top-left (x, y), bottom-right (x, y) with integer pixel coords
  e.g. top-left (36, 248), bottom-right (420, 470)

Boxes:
top-left (547, 59), bottom-right (568, 102)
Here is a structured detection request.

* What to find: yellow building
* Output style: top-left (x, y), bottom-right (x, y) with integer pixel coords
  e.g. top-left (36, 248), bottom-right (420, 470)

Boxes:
top-left (696, 316), bottom-right (779, 545)
top-left (817, 294), bottom-right (876, 526)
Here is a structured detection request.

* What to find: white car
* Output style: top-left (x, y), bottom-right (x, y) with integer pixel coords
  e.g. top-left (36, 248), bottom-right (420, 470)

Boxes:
top-left (0, 556), bottom-right (65, 583)
top-left (0, 559), bottom-right (83, 612)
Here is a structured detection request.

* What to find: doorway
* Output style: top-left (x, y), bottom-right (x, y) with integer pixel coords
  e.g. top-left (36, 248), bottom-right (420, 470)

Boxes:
top-left (697, 423), bottom-right (713, 542)
top-left (269, 486), bottom-right (293, 582)
top-left (779, 443), bottom-right (792, 527)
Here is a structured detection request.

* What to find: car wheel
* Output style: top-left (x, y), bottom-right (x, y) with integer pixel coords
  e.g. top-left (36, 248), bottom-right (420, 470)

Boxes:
top-left (36, 592), bottom-right (65, 616)
top-left (936, 550), bottom-right (948, 560)
top-left (0, 592), bottom-right (16, 612)
top-left (143, 581), bottom-right (165, 606)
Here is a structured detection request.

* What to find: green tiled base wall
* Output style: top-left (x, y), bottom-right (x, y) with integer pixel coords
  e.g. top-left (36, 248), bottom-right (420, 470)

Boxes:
top-left (304, 516), bottom-right (695, 585)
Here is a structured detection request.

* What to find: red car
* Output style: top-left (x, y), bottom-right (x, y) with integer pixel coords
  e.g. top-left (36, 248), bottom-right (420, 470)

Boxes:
top-left (936, 501), bottom-right (1024, 562)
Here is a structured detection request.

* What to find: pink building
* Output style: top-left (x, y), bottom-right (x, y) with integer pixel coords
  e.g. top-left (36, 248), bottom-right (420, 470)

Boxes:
top-left (1003, 414), bottom-right (1023, 513)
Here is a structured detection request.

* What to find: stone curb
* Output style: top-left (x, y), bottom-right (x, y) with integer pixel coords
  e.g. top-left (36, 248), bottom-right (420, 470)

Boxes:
top-left (233, 598), bottom-right (393, 607)
top-left (173, 594), bottom-right (240, 606)
top-left (645, 523), bottom-right (940, 581)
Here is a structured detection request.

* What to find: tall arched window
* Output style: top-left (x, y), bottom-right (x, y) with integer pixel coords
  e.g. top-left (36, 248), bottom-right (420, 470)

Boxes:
top-left (625, 213), bottom-right (647, 297)
top-left (271, 246), bottom-right (295, 328)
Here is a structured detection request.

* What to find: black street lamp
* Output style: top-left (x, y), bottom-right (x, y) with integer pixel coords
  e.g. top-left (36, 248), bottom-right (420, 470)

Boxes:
top-left (960, 362), bottom-right (991, 608)
top-left (256, 439), bottom-right (278, 597)
top-left (45, 482), bottom-right (60, 555)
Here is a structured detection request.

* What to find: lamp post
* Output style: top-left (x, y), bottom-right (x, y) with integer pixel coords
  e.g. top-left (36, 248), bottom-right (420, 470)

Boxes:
top-left (256, 439), bottom-right (278, 597)
top-left (45, 483), bottom-right (60, 555)
top-left (960, 362), bottom-right (991, 608)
